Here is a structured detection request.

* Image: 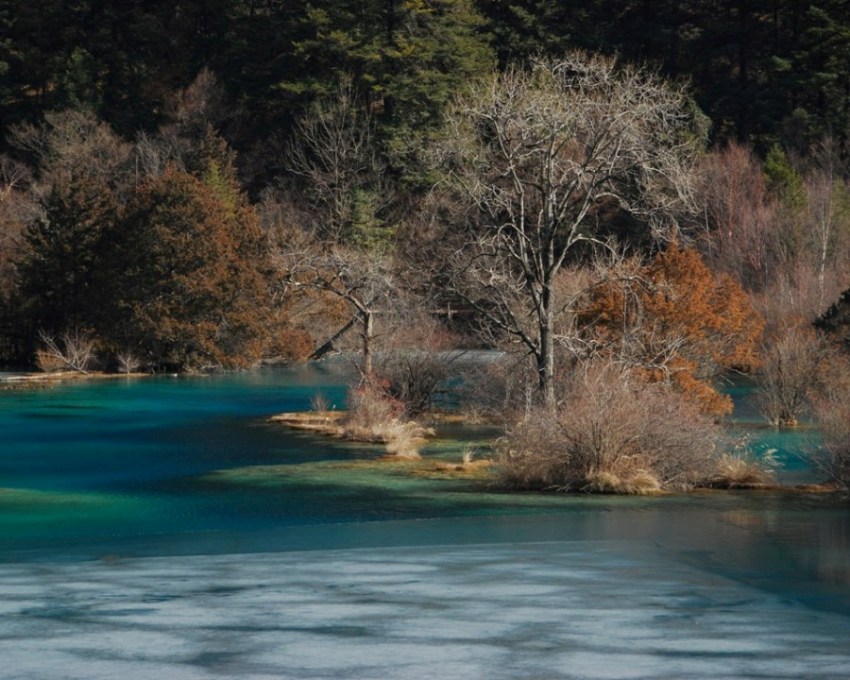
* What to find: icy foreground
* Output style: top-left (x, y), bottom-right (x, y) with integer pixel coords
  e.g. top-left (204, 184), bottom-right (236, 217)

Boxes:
top-left (2, 540), bottom-right (849, 680)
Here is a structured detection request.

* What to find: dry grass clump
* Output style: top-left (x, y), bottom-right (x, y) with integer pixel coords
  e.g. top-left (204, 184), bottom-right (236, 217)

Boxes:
top-left (701, 453), bottom-right (776, 489)
top-left (418, 459), bottom-right (493, 479)
top-left (497, 361), bottom-right (724, 494)
top-left (582, 469), bottom-right (661, 496)
top-left (343, 382), bottom-right (434, 459)
top-left (272, 383), bottom-right (434, 458)
top-left (381, 420), bottom-right (433, 459)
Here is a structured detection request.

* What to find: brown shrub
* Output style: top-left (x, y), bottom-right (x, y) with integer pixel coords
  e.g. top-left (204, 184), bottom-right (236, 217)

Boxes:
top-left (343, 381), bottom-right (433, 458)
top-left (583, 247), bottom-right (763, 417)
top-left (755, 326), bottom-right (826, 427)
top-left (497, 361), bottom-right (724, 493)
top-left (811, 355), bottom-right (850, 489)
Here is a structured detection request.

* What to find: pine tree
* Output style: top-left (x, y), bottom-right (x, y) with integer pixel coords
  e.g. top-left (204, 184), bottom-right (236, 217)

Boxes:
top-left (101, 169), bottom-right (269, 370)
top-left (18, 176), bottom-right (118, 340)
top-left (275, 0), bottom-right (493, 151)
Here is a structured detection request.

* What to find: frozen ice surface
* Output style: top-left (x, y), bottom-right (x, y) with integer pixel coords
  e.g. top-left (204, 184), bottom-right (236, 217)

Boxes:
top-left (2, 540), bottom-right (850, 680)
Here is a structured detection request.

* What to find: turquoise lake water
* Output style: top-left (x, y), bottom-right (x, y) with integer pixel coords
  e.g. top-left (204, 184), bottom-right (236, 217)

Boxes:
top-left (1, 365), bottom-right (849, 678)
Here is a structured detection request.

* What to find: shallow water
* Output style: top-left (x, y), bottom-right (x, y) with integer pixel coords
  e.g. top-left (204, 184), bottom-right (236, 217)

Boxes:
top-left (1, 366), bottom-right (848, 678)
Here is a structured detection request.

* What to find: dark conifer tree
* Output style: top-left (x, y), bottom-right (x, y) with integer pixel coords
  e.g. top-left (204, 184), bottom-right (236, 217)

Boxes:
top-left (101, 168), bottom-right (269, 370)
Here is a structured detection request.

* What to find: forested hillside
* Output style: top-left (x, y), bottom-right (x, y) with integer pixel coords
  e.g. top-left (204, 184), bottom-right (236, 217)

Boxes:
top-left (4, 1), bottom-right (850, 489)
top-left (6, 2), bottom-right (850, 159)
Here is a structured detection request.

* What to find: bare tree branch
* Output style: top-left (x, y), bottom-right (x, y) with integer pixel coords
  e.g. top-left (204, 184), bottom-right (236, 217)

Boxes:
top-left (431, 53), bottom-right (702, 407)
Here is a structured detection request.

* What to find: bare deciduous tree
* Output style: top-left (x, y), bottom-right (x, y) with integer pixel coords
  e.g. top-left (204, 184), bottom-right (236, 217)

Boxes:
top-left (698, 142), bottom-right (779, 291)
top-left (755, 326), bottom-right (826, 427)
top-left (278, 243), bottom-right (396, 380)
top-left (801, 163), bottom-right (850, 313)
top-left (286, 78), bottom-right (391, 245)
top-left (698, 141), bottom-right (850, 332)
top-left (433, 53), bottom-right (703, 407)
top-left (0, 156), bottom-right (36, 303)
top-left (35, 329), bottom-right (97, 374)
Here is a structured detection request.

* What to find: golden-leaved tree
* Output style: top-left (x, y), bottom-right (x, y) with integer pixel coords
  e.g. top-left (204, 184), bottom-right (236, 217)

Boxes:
top-left (583, 247), bottom-right (762, 416)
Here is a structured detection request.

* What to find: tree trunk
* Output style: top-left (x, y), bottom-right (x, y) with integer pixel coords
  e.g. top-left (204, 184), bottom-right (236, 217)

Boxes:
top-left (538, 284), bottom-right (556, 411)
top-left (362, 309), bottom-right (374, 381)
top-left (309, 316), bottom-right (357, 360)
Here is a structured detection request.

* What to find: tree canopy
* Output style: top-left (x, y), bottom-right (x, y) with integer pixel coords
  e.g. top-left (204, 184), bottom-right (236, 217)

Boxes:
top-left (3, 1), bottom-right (850, 394)
top-left (101, 168), bottom-right (269, 371)
top-left (432, 53), bottom-right (703, 407)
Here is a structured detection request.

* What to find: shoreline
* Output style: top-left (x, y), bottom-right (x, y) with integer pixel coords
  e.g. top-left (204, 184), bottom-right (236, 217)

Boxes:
top-left (269, 410), bottom-right (843, 496)
top-left (0, 371), bottom-right (150, 390)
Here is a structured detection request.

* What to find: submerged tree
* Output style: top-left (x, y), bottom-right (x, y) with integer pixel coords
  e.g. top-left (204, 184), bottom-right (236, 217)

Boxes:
top-left (755, 326), bottom-right (826, 428)
top-left (433, 53), bottom-right (704, 407)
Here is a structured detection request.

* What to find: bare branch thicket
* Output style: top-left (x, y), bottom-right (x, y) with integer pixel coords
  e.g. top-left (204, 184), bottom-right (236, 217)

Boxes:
top-left (755, 326), bottom-right (827, 428)
top-left (497, 360), bottom-right (725, 494)
top-left (257, 188), bottom-right (325, 308)
top-left (433, 52), bottom-right (702, 408)
top-left (371, 304), bottom-right (461, 416)
top-left (800, 168), bottom-right (850, 313)
top-left (133, 131), bottom-right (188, 180)
top-left (0, 155), bottom-right (33, 206)
top-left (133, 70), bottom-right (242, 183)
top-left (35, 329), bottom-right (97, 374)
top-left (753, 259), bottom-right (847, 339)
top-left (453, 351), bottom-right (535, 422)
top-left (9, 110), bottom-right (133, 194)
top-left (0, 157), bottom-right (38, 301)
top-left (699, 142), bottom-right (850, 334)
top-left (764, 159), bottom-right (850, 329)
top-left (285, 78), bottom-right (392, 244)
top-left (810, 354), bottom-right (850, 490)
top-left (168, 68), bottom-right (227, 132)
top-left (697, 142), bottom-right (780, 291)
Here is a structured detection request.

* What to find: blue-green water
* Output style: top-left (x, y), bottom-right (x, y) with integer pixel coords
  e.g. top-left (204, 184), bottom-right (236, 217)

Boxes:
top-left (1, 366), bottom-right (849, 679)
top-left (1, 366), bottom-right (360, 557)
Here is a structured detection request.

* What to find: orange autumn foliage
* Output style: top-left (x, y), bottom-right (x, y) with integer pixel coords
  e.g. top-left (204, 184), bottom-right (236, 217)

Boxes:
top-left (584, 247), bottom-right (763, 416)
